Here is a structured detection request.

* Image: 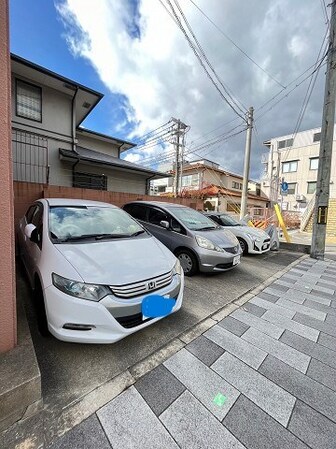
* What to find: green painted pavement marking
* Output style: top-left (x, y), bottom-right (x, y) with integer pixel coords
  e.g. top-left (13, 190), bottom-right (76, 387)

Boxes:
top-left (213, 393), bottom-right (227, 407)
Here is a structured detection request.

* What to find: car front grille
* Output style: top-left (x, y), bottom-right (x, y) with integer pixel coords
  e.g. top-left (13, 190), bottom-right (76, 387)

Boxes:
top-left (110, 270), bottom-right (174, 299)
top-left (224, 245), bottom-right (240, 255)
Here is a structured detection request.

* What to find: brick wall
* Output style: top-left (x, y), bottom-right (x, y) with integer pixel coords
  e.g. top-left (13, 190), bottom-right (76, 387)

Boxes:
top-left (13, 182), bottom-right (203, 227)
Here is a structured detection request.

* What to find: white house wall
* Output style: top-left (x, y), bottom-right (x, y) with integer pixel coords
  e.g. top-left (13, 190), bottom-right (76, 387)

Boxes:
top-left (76, 135), bottom-right (120, 157)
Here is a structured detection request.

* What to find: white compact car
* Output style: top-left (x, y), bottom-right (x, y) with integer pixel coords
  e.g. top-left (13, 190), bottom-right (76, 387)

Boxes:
top-left (204, 212), bottom-right (271, 255)
top-left (17, 198), bottom-right (184, 344)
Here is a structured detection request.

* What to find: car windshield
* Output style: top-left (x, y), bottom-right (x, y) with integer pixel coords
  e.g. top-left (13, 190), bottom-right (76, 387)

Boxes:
top-left (49, 206), bottom-right (144, 242)
top-left (171, 207), bottom-right (218, 231)
top-left (219, 215), bottom-right (241, 226)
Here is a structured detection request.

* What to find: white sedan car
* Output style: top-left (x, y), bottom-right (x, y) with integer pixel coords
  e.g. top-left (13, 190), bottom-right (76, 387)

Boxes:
top-left (17, 198), bottom-right (184, 344)
top-left (204, 212), bottom-right (271, 255)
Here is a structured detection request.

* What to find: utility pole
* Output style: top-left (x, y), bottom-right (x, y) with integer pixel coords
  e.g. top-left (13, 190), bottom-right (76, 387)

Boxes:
top-left (174, 119), bottom-right (181, 197)
top-left (240, 106), bottom-right (254, 219)
top-left (311, 0), bottom-right (336, 259)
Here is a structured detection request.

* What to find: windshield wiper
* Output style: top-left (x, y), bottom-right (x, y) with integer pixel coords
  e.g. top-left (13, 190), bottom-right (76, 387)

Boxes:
top-left (57, 233), bottom-right (128, 242)
top-left (195, 226), bottom-right (218, 231)
top-left (130, 230), bottom-right (146, 237)
top-left (95, 233), bottom-right (131, 240)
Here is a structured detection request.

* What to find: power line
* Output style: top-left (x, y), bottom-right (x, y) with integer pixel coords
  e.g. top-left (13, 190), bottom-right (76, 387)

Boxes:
top-left (132, 120), bottom-right (173, 143)
top-left (159, 0), bottom-right (246, 121)
top-left (187, 0), bottom-right (285, 88)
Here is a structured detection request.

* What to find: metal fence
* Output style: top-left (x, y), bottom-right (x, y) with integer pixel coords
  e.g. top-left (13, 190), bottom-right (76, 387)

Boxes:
top-left (12, 128), bottom-right (48, 184)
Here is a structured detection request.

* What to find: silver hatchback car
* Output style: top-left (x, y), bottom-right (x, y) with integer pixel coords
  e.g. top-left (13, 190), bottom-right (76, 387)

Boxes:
top-left (123, 201), bottom-right (242, 276)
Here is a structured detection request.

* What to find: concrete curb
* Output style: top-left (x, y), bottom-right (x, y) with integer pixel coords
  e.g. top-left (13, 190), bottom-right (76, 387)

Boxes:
top-left (45, 253), bottom-right (309, 445)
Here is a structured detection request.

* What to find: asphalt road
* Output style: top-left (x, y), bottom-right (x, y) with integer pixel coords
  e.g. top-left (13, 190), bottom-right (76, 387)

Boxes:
top-left (18, 250), bottom-right (301, 420)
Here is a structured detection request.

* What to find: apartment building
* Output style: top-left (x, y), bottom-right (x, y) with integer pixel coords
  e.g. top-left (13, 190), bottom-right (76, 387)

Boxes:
top-left (262, 126), bottom-right (336, 212)
top-left (152, 159), bottom-right (268, 213)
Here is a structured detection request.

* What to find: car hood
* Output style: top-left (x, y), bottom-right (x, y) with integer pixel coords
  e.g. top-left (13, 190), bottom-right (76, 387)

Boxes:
top-left (222, 225), bottom-right (269, 240)
top-left (195, 228), bottom-right (239, 248)
top-left (55, 236), bottom-right (176, 285)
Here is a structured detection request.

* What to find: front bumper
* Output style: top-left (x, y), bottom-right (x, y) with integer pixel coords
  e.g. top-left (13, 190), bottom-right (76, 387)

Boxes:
top-left (249, 238), bottom-right (271, 254)
top-left (43, 274), bottom-right (184, 344)
top-left (197, 247), bottom-right (242, 273)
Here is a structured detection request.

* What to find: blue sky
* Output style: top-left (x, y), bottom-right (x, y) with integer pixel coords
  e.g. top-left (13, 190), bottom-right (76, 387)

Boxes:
top-left (10, 0), bottom-right (133, 141)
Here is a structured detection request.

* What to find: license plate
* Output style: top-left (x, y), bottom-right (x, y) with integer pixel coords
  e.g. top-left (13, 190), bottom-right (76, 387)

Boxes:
top-left (142, 295), bottom-right (170, 321)
top-left (233, 255), bottom-right (240, 265)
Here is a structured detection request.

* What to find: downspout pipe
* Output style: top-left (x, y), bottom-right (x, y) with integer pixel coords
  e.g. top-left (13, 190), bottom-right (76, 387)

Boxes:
top-left (71, 87), bottom-right (80, 185)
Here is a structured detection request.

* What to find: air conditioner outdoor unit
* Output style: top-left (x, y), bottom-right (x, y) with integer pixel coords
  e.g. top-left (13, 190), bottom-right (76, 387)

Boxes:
top-left (296, 194), bottom-right (306, 202)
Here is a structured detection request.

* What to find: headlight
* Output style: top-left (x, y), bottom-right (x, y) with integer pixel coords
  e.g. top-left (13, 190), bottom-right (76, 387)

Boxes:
top-left (173, 258), bottom-right (182, 275)
top-left (246, 233), bottom-right (258, 242)
top-left (52, 273), bottom-right (110, 301)
top-left (196, 235), bottom-right (224, 252)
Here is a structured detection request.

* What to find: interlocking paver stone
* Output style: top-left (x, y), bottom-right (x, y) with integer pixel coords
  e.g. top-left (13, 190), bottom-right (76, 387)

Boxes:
top-left (275, 281), bottom-right (312, 294)
top-left (212, 352), bottom-right (296, 426)
top-left (259, 355), bottom-right (336, 423)
top-left (262, 310), bottom-right (319, 342)
top-left (135, 364), bottom-right (185, 416)
top-left (205, 325), bottom-right (267, 369)
top-left (270, 282), bottom-right (290, 292)
top-left (318, 332), bottom-right (336, 350)
top-left (160, 391), bottom-right (245, 449)
top-left (231, 309), bottom-right (284, 339)
top-left (49, 415), bottom-right (112, 449)
top-left (164, 348), bottom-right (240, 420)
top-left (223, 395), bottom-right (309, 449)
top-left (325, 313), bottom-right (336, 325)
top-left (311, 289), bottom-right (336, 304)
top-left (186, 335), bottom-right (225, 366)
top-left (307, 358), bottom-right (336, 392)
top-left (241, 301), bottom-right (266, 317)
top-left (218, 316), bottom-right (250, 337)
top-left (303, 298), bottom-right (336, 316)
top-left (257, 291), bottom-right (279, 303)
top-left (294, 313), bottom-right (336, 337)
top-left (263, 286), bottom-right (292, 297)
top-left (97, 386), bottom-right (178, 449)
top-left (288, 400), bottom-right (336, 449)
top-left (250, 297), bottom-right (295, 319)
top-left (276, 297), bottom-right (326, 321)
top-left (321, 274), bottom-right (336, 284)
top-left (242, 327), bottom-right (310, 373)
top-left (280, 330), bottom-right (336, 370)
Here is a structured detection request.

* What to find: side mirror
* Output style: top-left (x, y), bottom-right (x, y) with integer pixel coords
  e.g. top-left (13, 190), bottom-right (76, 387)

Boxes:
top-left (160, 220), bottom-right (170, 230)
top-left (24, 223), bottom-right (36, 239)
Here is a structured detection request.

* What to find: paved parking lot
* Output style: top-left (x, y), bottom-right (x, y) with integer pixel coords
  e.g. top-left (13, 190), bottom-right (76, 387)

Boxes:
top-left (49, 257), bottom-right (336, 449)
top-left (18, 250), bottom-right (301, 439)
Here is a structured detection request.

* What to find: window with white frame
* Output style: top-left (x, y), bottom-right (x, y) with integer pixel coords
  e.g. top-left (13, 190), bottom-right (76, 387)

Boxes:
top-left (232, 181), bottom-right (242, 190)
top-left (307, 182), bottom-right (317, 194)
top-left (278, 138), bottom-right (293, 149)
top-left (16, 79), bottom-right (42, 122)
top-left (282, 160), bottom-right (298, 173)
top-left (182, 173), bottom-right (199, 187)
top-left (287, 183), bottom-right (296, 195)
top-left (309, 157), bottom-right (319, 170)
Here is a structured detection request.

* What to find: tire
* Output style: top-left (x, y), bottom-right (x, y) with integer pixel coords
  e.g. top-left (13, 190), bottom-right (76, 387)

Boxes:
top-left (238, 238), bottom-right (248, 256)
top-left (34, 278), bottom-right (51, 337)
top-left (175, 249), bottom-right (198, 276)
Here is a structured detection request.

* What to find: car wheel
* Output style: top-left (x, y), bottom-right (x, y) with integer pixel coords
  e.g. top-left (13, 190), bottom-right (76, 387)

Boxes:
top-left (176, 249), bottom-right (198, 276)
top-left (238, 238), bottom-right (248, 255)
top-left (34, 278), bottom-right (51, 337)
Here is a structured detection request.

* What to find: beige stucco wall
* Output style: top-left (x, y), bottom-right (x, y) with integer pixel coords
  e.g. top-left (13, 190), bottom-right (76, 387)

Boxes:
top-left (0, 0), bottom-right (16, 352)
top-left (76, 134), bottom-right (119, 157)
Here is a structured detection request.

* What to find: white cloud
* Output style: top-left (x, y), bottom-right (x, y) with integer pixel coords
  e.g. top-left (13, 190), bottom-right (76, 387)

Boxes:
top-left (56, 0), bottom-right (327, 178)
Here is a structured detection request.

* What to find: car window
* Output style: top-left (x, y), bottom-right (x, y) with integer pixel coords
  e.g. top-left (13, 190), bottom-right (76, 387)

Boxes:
top-left (148, 208), bottom-right (168, 226)
top-left (124, 204), bottom-right (148, 221)
top-left (170, 207), bottom-right (218, 231)
top-left (219, 214), bottom-right (240, 226)
top-left (209, 215), bottom-right (221, 225)
top-left (31, 204), bottom-right (43, 227)
top-left (171, 217), bottom-right (186, 235)
top-left (49, 206), bottom-right (143, 240)
top-left (25, 205), bottom-right (37, 223)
